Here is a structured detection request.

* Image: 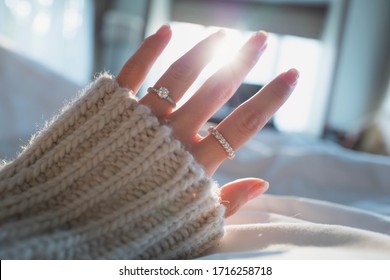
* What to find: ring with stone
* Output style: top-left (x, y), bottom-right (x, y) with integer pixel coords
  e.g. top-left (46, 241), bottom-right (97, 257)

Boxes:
top-left (148, 86), bottom-right (176, 108)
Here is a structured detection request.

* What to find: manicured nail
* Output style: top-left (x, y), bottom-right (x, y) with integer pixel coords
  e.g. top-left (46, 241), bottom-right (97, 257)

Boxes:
top-left (213, 29), bottom-right (226, 38)
top-left (156, 24), bottom-right (171, 36)
top-left (282, 68), bottom-right (300, 86)
top-left (248, 181), bottom-right (269, 200)
top-left (249, 30), bottom-right (268, 49)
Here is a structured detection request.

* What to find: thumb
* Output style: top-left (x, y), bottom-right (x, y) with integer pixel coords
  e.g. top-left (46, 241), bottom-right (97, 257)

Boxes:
top-left (220, 178), bottom-right (269, 218)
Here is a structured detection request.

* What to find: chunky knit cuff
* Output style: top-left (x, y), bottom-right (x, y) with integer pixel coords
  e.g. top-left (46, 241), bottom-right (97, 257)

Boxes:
top-left (0, 74), bottom-right (225, 259)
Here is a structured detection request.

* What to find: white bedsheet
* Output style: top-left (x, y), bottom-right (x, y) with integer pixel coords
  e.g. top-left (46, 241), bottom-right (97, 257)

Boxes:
top-left (203, 130), bottom-right (390, 259)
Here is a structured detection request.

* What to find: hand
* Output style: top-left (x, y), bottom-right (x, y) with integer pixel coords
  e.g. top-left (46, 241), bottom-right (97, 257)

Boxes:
top-left (116, 25), bottom-right (299, 217)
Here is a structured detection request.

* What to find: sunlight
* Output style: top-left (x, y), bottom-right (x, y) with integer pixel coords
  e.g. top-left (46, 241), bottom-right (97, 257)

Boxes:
top-left (273, 36), bottom-right (323, 132)
top-left (5, 0), bottom-right (31, 19)
top-left (166, 22), bottom-right (251, 106)
top-left (157, 22), bottom-right (324, 134)
top-left (32, 12), bottom-right (51, 36)
top-left (201, 27), bottom-right (246, 78)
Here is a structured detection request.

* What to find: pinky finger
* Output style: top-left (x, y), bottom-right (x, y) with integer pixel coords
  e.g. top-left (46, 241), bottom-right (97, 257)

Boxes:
top-left (217, 68), bottom-right (299, 149)
top-left (193, 68), bottom-right (299, 175)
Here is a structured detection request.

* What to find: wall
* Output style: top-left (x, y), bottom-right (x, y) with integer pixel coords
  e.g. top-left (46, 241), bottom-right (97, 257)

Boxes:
top-left (327, 0), bottom-right (390, 132)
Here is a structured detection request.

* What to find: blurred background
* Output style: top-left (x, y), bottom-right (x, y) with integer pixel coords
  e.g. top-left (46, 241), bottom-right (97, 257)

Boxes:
top-left (1, 0), bottom-right (390, 160)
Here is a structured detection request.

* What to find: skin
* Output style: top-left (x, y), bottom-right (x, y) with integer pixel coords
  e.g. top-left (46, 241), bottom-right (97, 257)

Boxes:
top-left (116, 25), bottom-right (299, 218)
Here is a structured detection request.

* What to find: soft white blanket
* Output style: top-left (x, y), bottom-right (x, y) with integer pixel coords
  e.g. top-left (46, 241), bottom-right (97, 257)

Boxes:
top-left (203, 130), bottom-right (390, 259)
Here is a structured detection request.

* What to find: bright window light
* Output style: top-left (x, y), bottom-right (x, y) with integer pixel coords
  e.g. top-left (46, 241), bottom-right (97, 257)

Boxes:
top-left (274, 36), bottom-right (322, 132)
top-left (152, 21), bottom-right (323, 133)
top-left (0, 0), bottom-right (93, 85)
top-left (32, 12), bottom-right (51, 36)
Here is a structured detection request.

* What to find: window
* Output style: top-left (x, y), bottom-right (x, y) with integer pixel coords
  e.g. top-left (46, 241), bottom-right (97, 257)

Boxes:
top-left (150, 21), bottom-right (323, 132)
top-left (0, 0), bottom-right (93, 85)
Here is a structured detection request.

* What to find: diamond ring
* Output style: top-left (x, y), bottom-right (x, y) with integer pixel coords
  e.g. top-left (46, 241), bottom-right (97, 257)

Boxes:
top-left (208, 126), bottom-right (235, 159)
top-left (148, 87), bottom-right (176, 108)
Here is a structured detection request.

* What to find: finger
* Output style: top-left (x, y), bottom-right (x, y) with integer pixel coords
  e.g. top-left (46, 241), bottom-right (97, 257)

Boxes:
top-left (196, 68), bottom-right (299, 175)
top-left (116, 25), bottom-right (172, 92)
top-left (140, 30), bottom-right (226, 117)
top-left (169, 31), bottom-right (268, 140)
top-left (220, 178), bottom-right (269, 218)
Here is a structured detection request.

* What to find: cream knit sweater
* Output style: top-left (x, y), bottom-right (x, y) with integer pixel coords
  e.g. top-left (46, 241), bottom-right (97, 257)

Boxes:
top-left (0, 74), bottom-right (225, 259)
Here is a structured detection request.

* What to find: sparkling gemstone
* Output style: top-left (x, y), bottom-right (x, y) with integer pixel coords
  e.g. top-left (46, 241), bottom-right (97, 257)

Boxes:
top-left (158, 87), bottom-right (169, 98)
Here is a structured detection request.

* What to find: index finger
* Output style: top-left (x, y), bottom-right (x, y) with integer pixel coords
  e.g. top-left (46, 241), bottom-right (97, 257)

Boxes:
top-left (116, 25), bottom-right (172, 92)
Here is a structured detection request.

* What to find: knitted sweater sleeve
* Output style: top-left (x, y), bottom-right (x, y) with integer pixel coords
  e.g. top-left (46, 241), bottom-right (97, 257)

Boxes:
top-left (0, 74), bottom-right (225, 259)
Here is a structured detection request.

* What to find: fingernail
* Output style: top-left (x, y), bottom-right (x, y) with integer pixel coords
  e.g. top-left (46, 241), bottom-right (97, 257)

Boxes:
top-left (249, 30), bottom-right (268, 49)
top-left (282, 68), bottom-right (300, 86)
top-left (214, 29), bottom-right (226, 38)
top-left (156, 24), bottom-right (171, 36)
top-left (248, 181), bottom-right (269, 200)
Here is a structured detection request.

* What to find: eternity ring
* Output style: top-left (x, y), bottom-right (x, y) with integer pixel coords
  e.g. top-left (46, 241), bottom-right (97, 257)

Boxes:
top-left (148, 86), bottom-right (176, 108)
top-left (208, 126), bottom-right (235, 159)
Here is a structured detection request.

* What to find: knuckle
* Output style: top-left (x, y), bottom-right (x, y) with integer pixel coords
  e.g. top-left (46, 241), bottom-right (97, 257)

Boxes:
top-left (211, 71), bottom-right (235, 101)
top-left (215, 79), bottom-right (233, 99)
top-left (141, 36), bottom-right (160, 53)
top-left (270, 79), bottom-right (292, 102)
top-left (235, 108), bottom-right (268, 137)
top-left (240, 51), bottom-right (259, 69)
top-left (167, 59), bottom-right (194, 83)
top-left (124, 38), bottom-right (160, 72)
top-left (231, 48), bottom-right (261, 75)
top-left (126, 56), bottom-right (144, 72)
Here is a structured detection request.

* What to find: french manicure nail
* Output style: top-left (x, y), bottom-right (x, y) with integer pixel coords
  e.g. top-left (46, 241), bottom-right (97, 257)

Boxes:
top-left (248, 181), bottom-right (269, 200)
top-left (283, 68), bottom-right (300, 86)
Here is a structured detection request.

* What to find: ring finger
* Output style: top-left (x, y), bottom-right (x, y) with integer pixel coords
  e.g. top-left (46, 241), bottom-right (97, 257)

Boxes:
top-left (196, 68), bottom-right (299, 175)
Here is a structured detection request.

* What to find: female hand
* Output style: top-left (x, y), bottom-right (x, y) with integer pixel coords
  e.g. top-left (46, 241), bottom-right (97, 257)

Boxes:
top-left (116, 25), bottom-right (299, 218)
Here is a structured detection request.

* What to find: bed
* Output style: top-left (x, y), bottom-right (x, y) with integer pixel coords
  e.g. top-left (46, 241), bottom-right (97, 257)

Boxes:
top-left (203, 129), bottom-right (390, 259)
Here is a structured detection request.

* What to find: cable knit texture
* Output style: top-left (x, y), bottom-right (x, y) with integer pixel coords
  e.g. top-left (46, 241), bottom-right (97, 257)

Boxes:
top-left (0, 74), bottom-right (225, 259)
